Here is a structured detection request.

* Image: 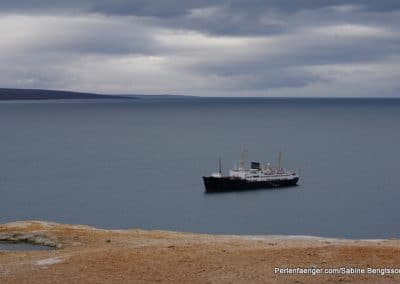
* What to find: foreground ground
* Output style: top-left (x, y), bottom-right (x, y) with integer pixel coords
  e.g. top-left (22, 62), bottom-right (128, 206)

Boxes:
top-left (0, 221), bottom-right (399, 283)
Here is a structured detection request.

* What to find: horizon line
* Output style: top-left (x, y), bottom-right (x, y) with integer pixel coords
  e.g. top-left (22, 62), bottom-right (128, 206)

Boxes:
top-left (0, 87), bottom-right (399, 99)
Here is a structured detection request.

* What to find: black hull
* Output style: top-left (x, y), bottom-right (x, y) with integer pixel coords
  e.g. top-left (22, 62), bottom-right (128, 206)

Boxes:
top-left (203, 176), bottom-right (299, 193)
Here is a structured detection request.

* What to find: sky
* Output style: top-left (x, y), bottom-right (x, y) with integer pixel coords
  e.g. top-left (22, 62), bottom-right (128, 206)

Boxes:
top-left (0, 0), bottom-right (399, 97)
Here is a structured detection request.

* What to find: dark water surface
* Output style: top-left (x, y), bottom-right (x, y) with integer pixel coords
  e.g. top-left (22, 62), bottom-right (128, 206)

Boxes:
top-left (1, 98), bottom-right (399, 238)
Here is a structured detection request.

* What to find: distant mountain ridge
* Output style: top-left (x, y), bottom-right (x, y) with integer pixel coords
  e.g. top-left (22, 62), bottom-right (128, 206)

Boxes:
top-left (0, 88), bottom-right (133, 100)
top-left (0, 88), bottom-right (198, 100)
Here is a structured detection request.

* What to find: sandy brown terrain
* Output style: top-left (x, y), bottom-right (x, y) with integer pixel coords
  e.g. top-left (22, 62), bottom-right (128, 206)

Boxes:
top-left (0, 221), bottom-right (399, 283)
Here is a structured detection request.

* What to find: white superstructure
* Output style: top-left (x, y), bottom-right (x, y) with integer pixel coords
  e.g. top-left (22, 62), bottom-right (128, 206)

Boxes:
top-left (228, 152), bottom-right (298, 182)
top-left (229, 164), bottom-right (298, 182)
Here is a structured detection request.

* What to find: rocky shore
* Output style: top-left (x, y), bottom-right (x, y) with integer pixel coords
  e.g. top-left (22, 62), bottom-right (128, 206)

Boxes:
top-left (0, 221), bottom-right (399, 283)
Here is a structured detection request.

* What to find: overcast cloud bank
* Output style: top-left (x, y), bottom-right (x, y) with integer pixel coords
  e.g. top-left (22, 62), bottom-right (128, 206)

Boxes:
top-left (0, 1), bottom-right (399, 97)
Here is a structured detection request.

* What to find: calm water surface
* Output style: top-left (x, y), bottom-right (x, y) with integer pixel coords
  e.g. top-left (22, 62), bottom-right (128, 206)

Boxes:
top-left (1, 98), bottom-right (399, 238)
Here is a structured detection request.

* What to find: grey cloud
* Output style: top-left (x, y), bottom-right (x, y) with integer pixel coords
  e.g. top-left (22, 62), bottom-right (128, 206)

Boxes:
top-left (2, 1), bottom-right (400, 36)
top-left (222, 70), bottom-right (327, 90)
top-left (2, 1), bottom-right (400, 15)
top-left (36, 18), bottom-right (162, 56)
top-left (0, 1), bottom-right (399, 96)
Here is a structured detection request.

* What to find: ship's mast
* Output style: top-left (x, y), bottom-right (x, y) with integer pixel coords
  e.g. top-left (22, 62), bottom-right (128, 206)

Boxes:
top-left (278, 151), bottom-right (282, 169)
top-left (218, 157), bottom-right (222, 175)
top-left (239, 149), bottom-right (247, 170)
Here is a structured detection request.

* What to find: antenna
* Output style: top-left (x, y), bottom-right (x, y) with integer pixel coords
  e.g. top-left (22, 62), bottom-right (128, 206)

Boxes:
top-left (218, 157), bottom-right (222, 175)
top-left (239, 148), bottom-right (247, 170)
top-left (278, 151), bottom-right (283, 169)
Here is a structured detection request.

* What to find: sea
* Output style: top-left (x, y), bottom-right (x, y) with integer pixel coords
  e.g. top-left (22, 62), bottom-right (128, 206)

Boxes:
top-left (1, 98), bottom-right (399, 239)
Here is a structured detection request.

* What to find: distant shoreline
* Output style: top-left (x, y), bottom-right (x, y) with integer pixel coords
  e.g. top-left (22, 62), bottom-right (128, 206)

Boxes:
top-left (0, 88), bottom-right (198, 101)
top-left (1, 88), bottom-right (399, 101)
top-left (0, 88), bottom-right (133, 101)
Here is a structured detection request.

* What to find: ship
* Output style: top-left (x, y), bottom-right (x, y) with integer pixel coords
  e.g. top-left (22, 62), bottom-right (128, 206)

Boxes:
top-left (203, 152), bottom-right (299, 193)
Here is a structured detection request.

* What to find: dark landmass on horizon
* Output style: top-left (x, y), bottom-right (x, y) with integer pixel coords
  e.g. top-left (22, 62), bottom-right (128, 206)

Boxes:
top-left (1, 88), bottom-right (398, 101)
top-left (0, 88), bottom-right (133, 100)
top-left (0, 88), bottom-right (199, 101)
